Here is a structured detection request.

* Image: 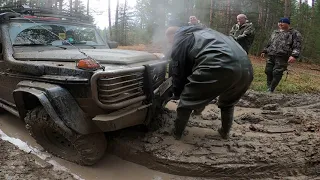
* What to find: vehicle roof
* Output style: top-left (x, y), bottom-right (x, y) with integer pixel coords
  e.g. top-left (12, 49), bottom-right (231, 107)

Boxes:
top-left (7, 18), bottom-right (94, 27)
top-left (0, 5), bottom-right (94, 26)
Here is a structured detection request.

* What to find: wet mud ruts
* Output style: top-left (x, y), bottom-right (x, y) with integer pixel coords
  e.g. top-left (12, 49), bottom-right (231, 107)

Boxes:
top-left (111, 91), bottom-right (320, 179)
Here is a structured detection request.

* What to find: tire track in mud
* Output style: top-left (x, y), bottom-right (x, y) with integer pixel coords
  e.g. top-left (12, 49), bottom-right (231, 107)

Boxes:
top-left (110, 91), bottom-right (320, 179)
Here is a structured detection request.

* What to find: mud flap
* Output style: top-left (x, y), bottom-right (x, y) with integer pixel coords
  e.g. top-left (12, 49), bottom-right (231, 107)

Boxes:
top-left (13, 81), bottom-right (101, 135)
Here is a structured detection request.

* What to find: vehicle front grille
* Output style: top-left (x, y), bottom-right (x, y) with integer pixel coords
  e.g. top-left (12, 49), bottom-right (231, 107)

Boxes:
top-left (97, 72), bottom-right (144, 104)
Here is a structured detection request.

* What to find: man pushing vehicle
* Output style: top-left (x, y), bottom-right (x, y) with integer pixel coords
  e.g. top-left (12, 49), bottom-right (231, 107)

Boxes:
top-left (165, 25), bottom-right (253, 140)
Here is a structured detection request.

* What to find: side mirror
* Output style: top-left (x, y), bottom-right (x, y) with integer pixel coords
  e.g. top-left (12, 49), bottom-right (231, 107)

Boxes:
top-left (107, 41), bottom-right (118, 49)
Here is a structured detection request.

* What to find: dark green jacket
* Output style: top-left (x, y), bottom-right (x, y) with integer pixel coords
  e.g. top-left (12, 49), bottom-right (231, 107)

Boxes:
top-left (170, 26), bottom-right (251, 97)
top-left (229, 21), bottom-right (255, 53)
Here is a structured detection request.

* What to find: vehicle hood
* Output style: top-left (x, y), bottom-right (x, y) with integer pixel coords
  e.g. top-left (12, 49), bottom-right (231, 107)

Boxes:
top-left (13, 49), bottom-right (159, 65)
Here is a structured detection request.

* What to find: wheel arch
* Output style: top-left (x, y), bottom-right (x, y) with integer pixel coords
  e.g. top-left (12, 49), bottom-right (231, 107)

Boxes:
top-left (13, 81), bottom-right (101, 135)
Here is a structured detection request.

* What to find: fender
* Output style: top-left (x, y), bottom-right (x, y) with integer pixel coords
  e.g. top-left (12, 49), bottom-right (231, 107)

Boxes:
top-left (13, 81), bottom-right (101, 135)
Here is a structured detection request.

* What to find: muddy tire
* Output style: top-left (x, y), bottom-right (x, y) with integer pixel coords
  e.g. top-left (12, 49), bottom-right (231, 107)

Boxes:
top-left (25, 106), bottom-right (107, 166)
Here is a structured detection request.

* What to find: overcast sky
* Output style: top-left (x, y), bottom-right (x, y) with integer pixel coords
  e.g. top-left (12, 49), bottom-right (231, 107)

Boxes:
top-left (87, 0), bottom-right (136, 29)
top-left (87, 0), bottom-right (313, 29)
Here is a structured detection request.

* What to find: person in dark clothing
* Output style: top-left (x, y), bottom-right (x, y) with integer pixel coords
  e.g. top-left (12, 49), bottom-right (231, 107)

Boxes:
top-left (165, 25), bottom-right (254, 140)
top-left (229, 14), bottom-right (255, 54)
top-left (261, 17), bottom-right (302, 93)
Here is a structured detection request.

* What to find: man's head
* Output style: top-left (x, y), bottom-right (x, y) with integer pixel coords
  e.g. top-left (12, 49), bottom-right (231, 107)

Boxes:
top-left (237, 14), bottom-right (247, 25)
top-left (165, 26), bottom-right (179, 44)
top-left (189, 16), bottom-right (199, 25)
top-left (278, 17), bottom-right (290, 31)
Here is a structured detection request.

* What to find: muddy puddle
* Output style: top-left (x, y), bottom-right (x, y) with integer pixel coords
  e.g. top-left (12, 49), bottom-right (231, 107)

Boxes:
top-left (111, 91), bottom-right (320, 179)
top-left (0, 113), bottom-right (197, 180)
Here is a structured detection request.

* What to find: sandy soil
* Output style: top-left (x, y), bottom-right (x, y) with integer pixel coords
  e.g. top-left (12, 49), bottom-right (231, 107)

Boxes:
top-left (111, 90), bottom-right (320, 179)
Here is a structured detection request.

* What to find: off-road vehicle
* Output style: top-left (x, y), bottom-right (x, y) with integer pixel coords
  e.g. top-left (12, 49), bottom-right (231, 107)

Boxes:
top-left (0, 6), bottom-right (171, 165)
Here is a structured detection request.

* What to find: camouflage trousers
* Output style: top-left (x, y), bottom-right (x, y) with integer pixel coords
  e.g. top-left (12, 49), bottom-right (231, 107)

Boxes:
top-left (265, 56), bottom-right (289, 92)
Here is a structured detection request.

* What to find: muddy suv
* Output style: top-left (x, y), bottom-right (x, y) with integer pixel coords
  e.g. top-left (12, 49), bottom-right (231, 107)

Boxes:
top-left (0, 7), bottom-right (171, 165)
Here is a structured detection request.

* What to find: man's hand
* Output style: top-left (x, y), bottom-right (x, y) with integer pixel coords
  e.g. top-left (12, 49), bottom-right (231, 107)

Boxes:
top-left (288, 56), bottom-right (296, 63)
top-left (261, 53), bottom-right (266, 58)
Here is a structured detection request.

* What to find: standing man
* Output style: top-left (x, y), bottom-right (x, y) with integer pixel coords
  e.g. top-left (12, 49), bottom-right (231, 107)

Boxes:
top-left (261, 17), bottom-right (302, 93)
top-left (229, 14), bottom-right (255, 53)
top-left (165, 25), bottom-right (253, 140)
top-left (188, 16), bottom-right (206, 28)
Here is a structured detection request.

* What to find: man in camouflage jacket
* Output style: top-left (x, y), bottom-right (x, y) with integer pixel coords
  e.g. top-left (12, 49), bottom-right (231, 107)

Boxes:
top-left (229, 14), bottom-right (255, 53)
top-left (261, 17), bottom-right (302, 93)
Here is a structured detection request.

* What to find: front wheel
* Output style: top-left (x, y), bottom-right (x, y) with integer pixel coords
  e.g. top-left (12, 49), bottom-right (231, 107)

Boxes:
top-left (25, 106), bottom-right (107, 166)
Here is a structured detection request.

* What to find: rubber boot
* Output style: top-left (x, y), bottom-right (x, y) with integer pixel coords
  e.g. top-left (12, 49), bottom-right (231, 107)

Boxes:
top-left (173, 108), bottom-right (192, 140)
top-left (270, 73), bottom-right (283, 92)
top-left (218, 106), bottom-right (234, 139)
top-left (266, 73), bottom-right (273, 92)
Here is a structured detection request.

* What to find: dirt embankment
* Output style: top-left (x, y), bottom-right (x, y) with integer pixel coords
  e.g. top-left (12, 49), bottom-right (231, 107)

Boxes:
top-left (0, 139), bottom-right (76, 180)
top-left (110, 90), bottom-right (320, 179)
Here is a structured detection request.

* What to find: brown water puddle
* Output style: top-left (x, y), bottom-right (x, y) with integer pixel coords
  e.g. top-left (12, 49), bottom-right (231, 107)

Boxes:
top-left (0, 113), bottom-right (186, 180)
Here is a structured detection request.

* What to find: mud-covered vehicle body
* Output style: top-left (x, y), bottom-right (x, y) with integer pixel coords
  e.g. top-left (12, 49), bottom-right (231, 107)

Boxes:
top-left (0, 7), bottom-right (171, 165)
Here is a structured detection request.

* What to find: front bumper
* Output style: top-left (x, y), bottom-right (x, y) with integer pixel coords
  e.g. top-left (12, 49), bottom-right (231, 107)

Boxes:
top-left (91, 78), bottom-right (172, 132)
top-left (90, 60), bottom-right (171, 132)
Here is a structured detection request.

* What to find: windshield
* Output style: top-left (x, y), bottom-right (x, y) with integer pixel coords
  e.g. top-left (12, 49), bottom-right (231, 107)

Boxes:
top-left (9, 22), bottom-right (106, 47)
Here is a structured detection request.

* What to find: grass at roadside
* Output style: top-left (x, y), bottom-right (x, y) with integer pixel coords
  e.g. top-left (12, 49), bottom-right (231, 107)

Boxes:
top-left (118, 45), bottom-right (320, 94)
top-left (250, 56), bottom-right (320, 93)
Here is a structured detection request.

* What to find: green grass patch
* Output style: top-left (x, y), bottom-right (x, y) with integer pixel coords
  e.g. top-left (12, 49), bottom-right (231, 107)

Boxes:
top-left (250, 63), bottom-right (320, 94)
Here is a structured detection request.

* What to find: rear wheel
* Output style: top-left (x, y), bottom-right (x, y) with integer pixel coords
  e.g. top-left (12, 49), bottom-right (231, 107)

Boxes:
top-left (25, 106), bottom-right (107, 165)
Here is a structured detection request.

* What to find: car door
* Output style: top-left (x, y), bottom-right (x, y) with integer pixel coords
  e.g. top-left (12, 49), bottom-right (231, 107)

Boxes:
top-left (0, 38), bottom-right (21, 108)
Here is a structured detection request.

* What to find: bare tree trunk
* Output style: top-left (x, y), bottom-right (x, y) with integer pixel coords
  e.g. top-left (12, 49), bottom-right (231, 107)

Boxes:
top-left (284, 0), bottom-right (288, 17)
top-left (284, 0), bottom-right (291, 18)
top-left (54, 0), bottom-right (58, 9)
top-left (108, 0), bottom-right (112, 39)
top-left (225, 0), bottom-right (230, 33)
top-left (185, 0), bottom-right (193, 18)
top-left (264, 0), bottom-right (270, 29)
top-left (299, 0), bottom-right (302, 8)
top-left (87, 0), bottom-right (90, 15)
top-left (36, 0), bottom-right (41, 7)
top-left (69, 0), bottom-right (72, 12)
top-left (115, 0), bottom-right (119, 42)
top-left (209, 0), bottom-right (214, 27)
top-left (59, 0), bottom-right (62, 10)
top-left (258, 0), bottom-right (262, 25)
top-left (46, 0), bottom-right (53, 8)
top-left (312, 0), bottom-right (315, 17)
top-left (123, 0), bottom-right (127, 45)
top-left (74, 0), bottom-right (79, 13)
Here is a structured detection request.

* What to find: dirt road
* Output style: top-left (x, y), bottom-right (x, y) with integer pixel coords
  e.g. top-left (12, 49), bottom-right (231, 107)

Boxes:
top-left (1, 90), bottom-right (320, 179)
top-left (111, 90), bottom-right (320, 179)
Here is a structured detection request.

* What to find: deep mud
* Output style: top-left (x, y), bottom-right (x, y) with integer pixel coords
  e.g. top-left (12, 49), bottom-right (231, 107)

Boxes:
top-left (0, 139), bottom-right (76, 180)
top-left (111, 90), bottom-right (320, 179)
